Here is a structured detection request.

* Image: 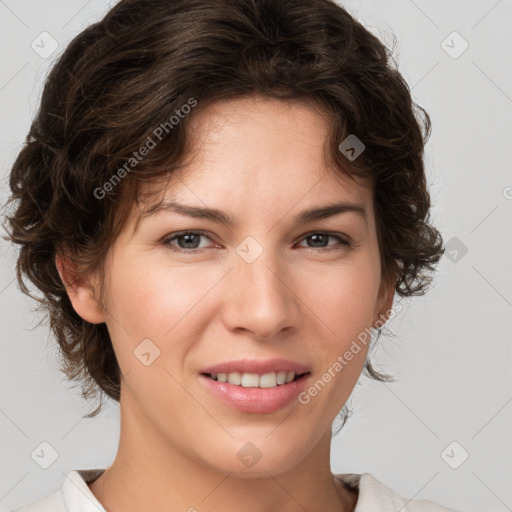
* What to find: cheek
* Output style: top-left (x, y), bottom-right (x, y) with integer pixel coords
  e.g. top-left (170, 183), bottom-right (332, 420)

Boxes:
top-left (104, 245), bottom-right (380, 360)
top-left (295, 255), bottom-right (381, 338)
top-left (104, 255), bottom-right (223, 344)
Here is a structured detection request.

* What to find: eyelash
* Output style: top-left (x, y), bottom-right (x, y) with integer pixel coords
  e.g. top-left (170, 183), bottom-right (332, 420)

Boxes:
top-left (162, 230), bottom-right (351, 255)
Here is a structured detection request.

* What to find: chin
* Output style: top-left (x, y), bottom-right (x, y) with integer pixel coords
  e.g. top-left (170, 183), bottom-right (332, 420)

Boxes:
top-left (194, 438), bottom-right (310, 478)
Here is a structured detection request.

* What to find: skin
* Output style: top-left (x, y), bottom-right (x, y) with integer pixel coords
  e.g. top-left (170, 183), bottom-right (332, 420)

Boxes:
top-left (57, 95), bottom-right (395, 512)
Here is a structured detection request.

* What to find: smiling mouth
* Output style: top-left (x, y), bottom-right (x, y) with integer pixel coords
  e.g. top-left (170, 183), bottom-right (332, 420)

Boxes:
top-left (201, 371), bottom-right (310, 388)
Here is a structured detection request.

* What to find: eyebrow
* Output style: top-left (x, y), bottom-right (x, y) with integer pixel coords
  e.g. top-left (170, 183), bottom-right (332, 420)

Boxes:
top-left (137, 199), bottom-right (368, 229)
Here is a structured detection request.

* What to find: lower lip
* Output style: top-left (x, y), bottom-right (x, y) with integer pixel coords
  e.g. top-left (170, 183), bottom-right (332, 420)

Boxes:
top-left (199, 373), bottom-right (311, 413)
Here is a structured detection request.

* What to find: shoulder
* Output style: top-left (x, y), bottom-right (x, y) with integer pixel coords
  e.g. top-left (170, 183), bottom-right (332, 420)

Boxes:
top-left (10, 468), bottom-right (106, 512)
top-left (11, 490), bottom-right (65, 512)
top-left (333, 472), bottom-right (464, 512)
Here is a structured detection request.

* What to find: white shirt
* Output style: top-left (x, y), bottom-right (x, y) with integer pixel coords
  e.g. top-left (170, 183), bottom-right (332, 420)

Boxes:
top-left (11, 469), bottom-right (461, 511)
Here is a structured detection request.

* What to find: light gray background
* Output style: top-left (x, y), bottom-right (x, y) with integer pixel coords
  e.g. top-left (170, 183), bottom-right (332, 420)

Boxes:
top-left (1, 1), bottom-right (511, 511)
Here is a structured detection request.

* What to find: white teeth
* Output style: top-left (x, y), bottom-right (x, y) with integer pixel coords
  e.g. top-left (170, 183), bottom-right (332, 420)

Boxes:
top-left (259, 372), bottom-right (277, 388)
top-left (227, 372), bottom-right (241, 385)
top-left (241, 373), bottom-right (260, 387)
top-left (276, 371), bottom-right (287, 385)
top-left (209, 371), bottom-right (302, 387)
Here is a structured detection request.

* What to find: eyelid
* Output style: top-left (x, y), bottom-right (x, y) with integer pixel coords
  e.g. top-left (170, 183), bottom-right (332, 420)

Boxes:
top-left (162, 229), bottom-right (352, 253)
top-left (162, 230), bottom-right (216, 249)
top-left (297, 230), bottom-right (352, 246)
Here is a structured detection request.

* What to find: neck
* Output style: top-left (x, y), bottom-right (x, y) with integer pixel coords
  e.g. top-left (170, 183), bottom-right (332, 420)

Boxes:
top-left (88, 390), bottom-right (358, 512)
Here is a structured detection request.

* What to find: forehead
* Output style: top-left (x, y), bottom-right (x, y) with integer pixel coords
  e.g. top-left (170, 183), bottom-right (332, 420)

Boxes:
top-left (129, 95), bottom-right (374, 231)
top-left (181, 95), bottom-right (335, 171)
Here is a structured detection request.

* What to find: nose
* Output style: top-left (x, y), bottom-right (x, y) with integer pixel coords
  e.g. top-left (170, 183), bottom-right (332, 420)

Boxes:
top-left (221, 247), bottom-right (300, 341)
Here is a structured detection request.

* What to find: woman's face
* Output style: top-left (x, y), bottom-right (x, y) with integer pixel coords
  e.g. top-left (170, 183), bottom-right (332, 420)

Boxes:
top-left (82, 95), bottom-right (394, 476)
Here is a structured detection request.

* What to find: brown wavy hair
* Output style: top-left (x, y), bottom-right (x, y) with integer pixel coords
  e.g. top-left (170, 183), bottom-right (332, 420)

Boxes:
top-left (2, 0), bottom-right (444, 421)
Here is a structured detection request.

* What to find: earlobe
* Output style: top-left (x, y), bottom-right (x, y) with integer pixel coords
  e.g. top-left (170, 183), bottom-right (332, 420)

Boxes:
top-left (55, 253), bottom-right (106, 325)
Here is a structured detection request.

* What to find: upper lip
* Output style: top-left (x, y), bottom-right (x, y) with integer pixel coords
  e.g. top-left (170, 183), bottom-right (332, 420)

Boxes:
top-left (200, 358), bottom-right (310, 375)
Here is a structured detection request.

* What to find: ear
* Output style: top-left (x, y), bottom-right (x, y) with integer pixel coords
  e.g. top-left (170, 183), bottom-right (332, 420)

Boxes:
top-left (55, 253), bottom-right (106, 324)
top-left (373, 273), bottom-right (396, 329)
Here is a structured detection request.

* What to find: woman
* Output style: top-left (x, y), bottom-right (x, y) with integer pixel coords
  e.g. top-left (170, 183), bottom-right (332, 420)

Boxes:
top-left (4, 0), bottom-right (459, 510)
